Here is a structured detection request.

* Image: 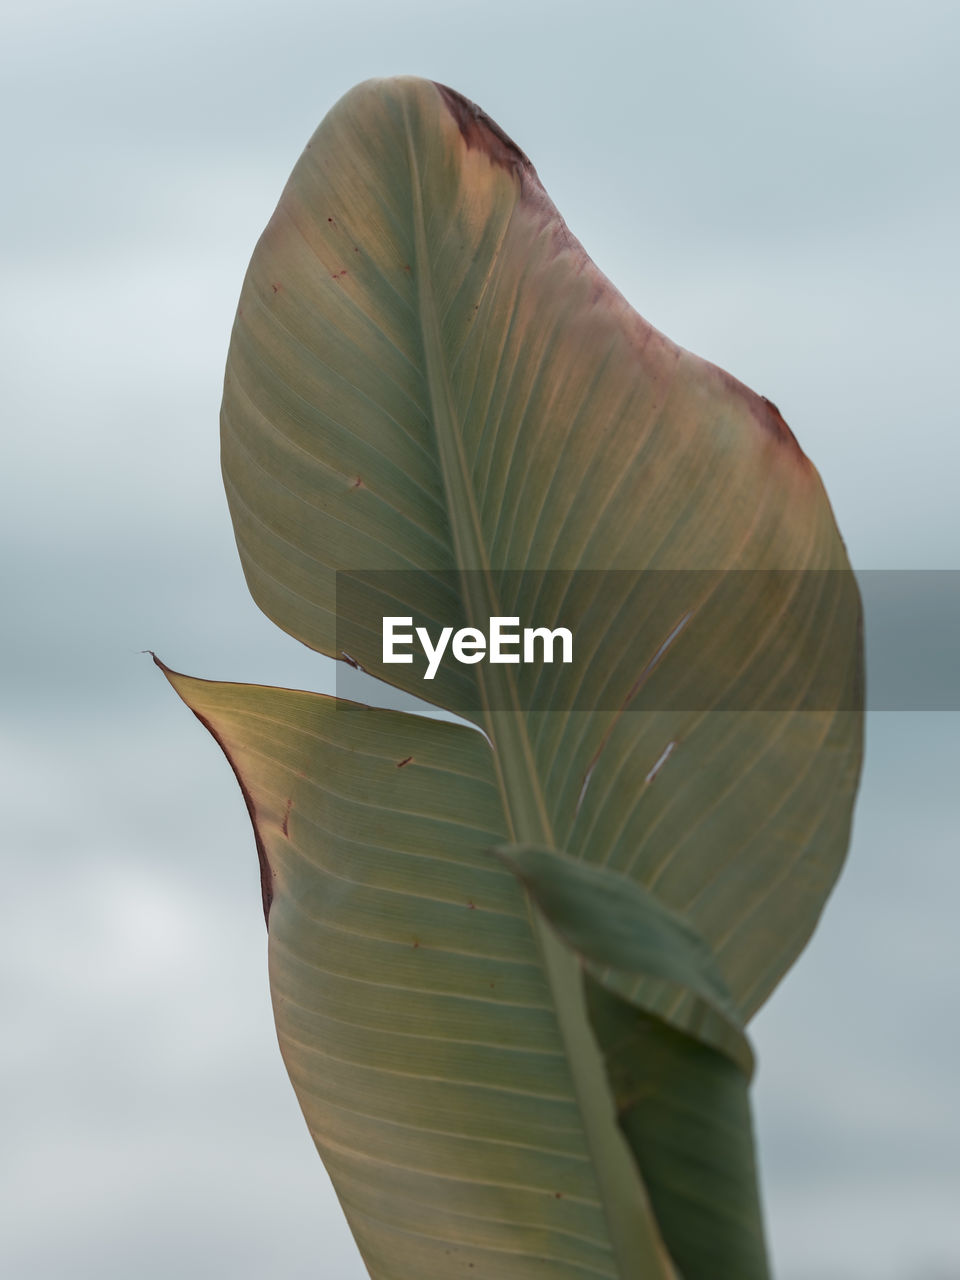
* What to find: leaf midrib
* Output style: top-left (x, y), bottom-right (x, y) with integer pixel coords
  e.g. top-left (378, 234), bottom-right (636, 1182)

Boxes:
top-left (401, 97), bottom-right (675, 1280)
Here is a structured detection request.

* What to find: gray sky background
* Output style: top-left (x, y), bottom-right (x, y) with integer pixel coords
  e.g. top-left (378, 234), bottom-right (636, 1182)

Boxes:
top-left (2, 1), bottom-right (958, 1277)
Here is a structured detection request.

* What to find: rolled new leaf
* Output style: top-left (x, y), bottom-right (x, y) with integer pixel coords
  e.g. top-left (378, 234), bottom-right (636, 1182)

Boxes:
top-left (586, 985), bottom-right (768, 1280)
top-left (492, 843), bottom-right (752, 1076)
top-left (494, 843), bottom-right (768, 1279)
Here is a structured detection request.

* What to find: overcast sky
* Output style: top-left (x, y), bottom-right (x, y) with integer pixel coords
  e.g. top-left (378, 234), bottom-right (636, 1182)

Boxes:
top-left (3, 1), bottom-right (958, 1277)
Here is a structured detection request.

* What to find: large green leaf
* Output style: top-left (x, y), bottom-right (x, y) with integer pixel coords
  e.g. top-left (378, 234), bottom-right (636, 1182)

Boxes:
top-left (167, 75), bottom-right (863, 1279)
top-left (223, 74), bottom-right (862, 1019)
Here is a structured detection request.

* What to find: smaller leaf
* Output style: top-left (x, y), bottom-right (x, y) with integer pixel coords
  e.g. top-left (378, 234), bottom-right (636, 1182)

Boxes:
top-left (585, 985), bottom-right (769, 1280)
top-left (493, 843), bottom-right (770, 1280)
top-left (491, 843), bottom-right (752, 1075)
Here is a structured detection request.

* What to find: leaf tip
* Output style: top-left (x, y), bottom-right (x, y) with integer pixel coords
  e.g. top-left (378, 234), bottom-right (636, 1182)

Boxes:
top-left (433, 82), bottom-right (533, 179)
top-left (152, 659), bottom-right (275, 929)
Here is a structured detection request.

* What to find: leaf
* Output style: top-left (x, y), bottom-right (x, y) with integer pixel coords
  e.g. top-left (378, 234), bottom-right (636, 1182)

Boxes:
top-left (494, 844), bottom-right (768, 1277)
top-left (222, 74), bottom-right (863, 1022)
top-left (491, 844), bottom-right (752, 1077)
top-left (161, 665), bottom-right (676, 1280)
top-left (585, 988), bottom-right (768, 1280)
top-left (167, 75), bottom-right (864, 1279)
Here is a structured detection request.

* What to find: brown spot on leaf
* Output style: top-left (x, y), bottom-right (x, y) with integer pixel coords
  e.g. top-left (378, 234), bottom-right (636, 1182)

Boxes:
top-left (708, 365), bottom-right (809, 464)
top-left (432, 83), bottom-right (585, 269)
top-left (281, 796), bottom-right (292, 837)
top-left (396, 756), bottom-right (413, 768)
top-left (271, 282), bottom-right (281, 294)
top-left (434, 82), bottom-right (532, 181)
top-left (759, 394), bottom-right (804, 453)
top-left (351, 476), bottom-right (364, 489)
top-left (467, 900), bottom-right (476, 909)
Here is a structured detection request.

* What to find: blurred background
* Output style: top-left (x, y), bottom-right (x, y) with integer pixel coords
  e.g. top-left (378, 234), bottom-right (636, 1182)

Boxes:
top-left (2, 1), bottom-right (957, 1276)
